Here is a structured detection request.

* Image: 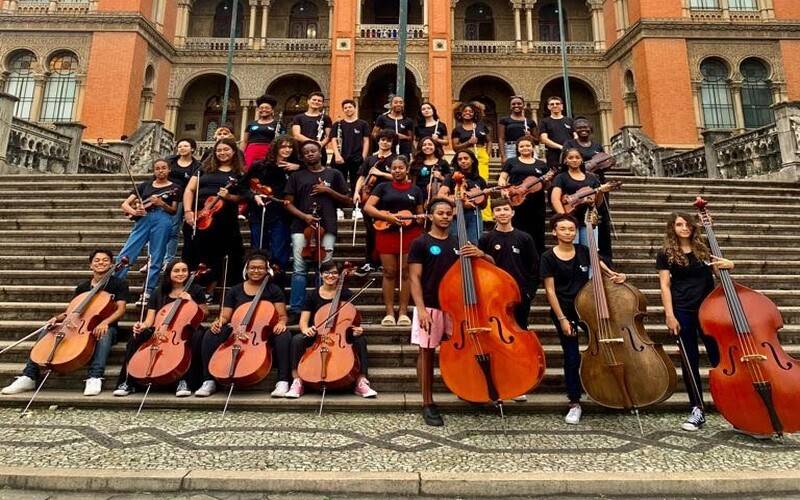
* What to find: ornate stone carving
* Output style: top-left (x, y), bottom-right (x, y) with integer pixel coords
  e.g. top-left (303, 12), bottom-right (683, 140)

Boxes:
top-left (0, 32), bottom-right (90, 72)
top-left (687, 40), bottom-right (783, 82)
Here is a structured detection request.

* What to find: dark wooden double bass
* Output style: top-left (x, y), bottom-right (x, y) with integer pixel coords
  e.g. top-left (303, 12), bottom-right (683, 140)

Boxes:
top-left (30, 258), bottom-right (130, 374)
top-left (577, 208), bottom-right (677, 411)
top-left (437, 172), bottom-right (546, 404)
top-left (127, 265), bottom-right (209, 385)
top-left (695, 197), bottom-right (800, 438)
top-left (297, 263), bottom-right (360, 390)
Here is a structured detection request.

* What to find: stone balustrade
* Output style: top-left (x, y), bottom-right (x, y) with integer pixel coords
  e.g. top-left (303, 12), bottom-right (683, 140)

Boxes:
top-left (262, 38), bottom-right (331, 53)
top-left (78, 142), bottom-right (124, 174)
top-left (661, 147), bottom-right (708, 178)
top-left (357, 24), bottom-right (427, 40)
top-left (182, 37), bottom-right (250, 51)
top-left (531, 42), bottom-right (598, 55)
top-left (452, 40), bottom-right (517, 55)
top-left (6, 117), bottom-right (71, 174)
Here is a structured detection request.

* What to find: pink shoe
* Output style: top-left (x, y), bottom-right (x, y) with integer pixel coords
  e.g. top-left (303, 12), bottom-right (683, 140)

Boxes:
top-left (354, 376), bottom-right (377, 398)
top-left (285, 378), bottom-right (304, 399)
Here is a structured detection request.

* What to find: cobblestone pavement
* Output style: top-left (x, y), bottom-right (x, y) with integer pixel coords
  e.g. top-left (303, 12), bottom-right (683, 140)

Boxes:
top-left (0, 408), bottom-right (798, 474)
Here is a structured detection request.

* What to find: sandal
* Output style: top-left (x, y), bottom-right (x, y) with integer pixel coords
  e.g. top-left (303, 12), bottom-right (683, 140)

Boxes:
top-left (396, 314), bottom-right (412, 326)
top-left (381, 314), bottom-right (396, 326)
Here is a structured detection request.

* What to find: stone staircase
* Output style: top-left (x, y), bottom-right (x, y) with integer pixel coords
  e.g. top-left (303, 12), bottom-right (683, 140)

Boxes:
top-left (0, 172), bottom-right (799, 413)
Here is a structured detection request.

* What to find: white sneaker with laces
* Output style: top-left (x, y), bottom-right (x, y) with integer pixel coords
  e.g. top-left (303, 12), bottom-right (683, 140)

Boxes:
top-left (271, 380), bottom-right (290, 398)
top-left (1, 376), bottom-right (36, 395)
top-left (284, 378), bottom-right (304, 399)
top-left (681, 406), bottom-right (706, 432)
top-left (565, 404), bottom-right (582, 425)
top-left (175, 380), bottom-right (192, 398)
top-left (194, 380), bottom-right (217, 397)
top-left (112, 382), bottom-right (133, 397)
top-left (83, 378), bottom-right (103, 396)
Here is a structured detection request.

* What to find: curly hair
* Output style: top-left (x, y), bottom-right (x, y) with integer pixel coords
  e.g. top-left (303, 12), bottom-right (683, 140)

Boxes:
top-left (662, 212), bottom-right (710, 266)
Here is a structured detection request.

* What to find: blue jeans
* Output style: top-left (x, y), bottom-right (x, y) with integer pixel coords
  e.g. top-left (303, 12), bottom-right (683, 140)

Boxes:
top-left (289, 231), bottom-right (336, 311)
top-left (503, 143), bottom-right (517, 161)
top-left (23, 326), bottom-right (118, 380)
top-left (115, 210), bottom-right (173, 295)
top-left (249, 210), bottom-right (291, 270)
top-left (163, 202), bottom-right (184, 265)
top-left (450, 208), bottom-right (482, 244)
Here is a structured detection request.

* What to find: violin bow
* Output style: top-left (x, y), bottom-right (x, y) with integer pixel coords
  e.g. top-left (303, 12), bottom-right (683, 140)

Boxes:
top-left (259, 205), bottom-right (266, 249)
top-left (676, 336), bottom-right (705, 412)
top-left (219, 255), bottom-right (229, 312)
top-left (138, 253), bottom-right (152, 324)
top-left (0, 323), bottom-right (55, 358)
top-left (121, 156), bottom-right (145, 209)
top-left (399, 226), bottom-right (403, 292)
top-left (352, 201), bottom-right (358, 247)
top-left (311, 278), bottom-right (376, 331)
top-left (192, 170), bottom-right (200, 239)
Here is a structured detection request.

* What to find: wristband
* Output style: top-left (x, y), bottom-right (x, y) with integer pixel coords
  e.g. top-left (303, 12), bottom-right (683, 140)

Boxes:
top-left (557, 316), bottom-right (567, 321)
top-left (184, 210), bottom-right (194, 214)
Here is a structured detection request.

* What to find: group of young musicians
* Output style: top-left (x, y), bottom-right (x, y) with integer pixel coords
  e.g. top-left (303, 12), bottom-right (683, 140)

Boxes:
top-left (1, 94), bottom-right (737, 436)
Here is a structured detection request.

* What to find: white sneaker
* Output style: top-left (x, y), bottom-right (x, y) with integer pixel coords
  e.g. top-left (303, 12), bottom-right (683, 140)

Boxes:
top-left (353, 376), bottom-right (378, 398)
top-left (353, 207), bottom-right (363, 220)
top-left (337, 209), bottom-right (345, 220)
top-left (175, 380), bottom-right (191, 398)
top-left (681, 406), bottom-right (706, 432)
top-left (565, 404), bottom-right (582, 425)
top-left (112, 382), bottom-right (133, 397)
top-left (284, 378), bottom-right (304, 399)
top-left (271, 380), bottom-right (290, 398)
top-left (512, 394), bottom-right (528, 402)
top-left (83, 378), bottom-right (103, 396)
top-left (194, 380), bottom-right (217, 397)
top-left (1, 376), bottom-right (36, 395)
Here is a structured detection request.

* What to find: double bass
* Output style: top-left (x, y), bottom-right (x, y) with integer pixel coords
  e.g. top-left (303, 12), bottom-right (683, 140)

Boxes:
top-left (695, 198), bottom-right (800, 438)
top-left (30, 258), bottom-right (130, 373)
top-left (576, 208), bottom-right (677, 411)
top-left (126, 265), bottom-right (209, 385)
top-left (437, 172), bottom-right (546, 404)
top-left (297, 263), bottom-right (360, 390)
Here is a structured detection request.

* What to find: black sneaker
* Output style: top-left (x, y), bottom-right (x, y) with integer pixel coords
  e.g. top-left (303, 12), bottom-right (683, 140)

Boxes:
top-left (353, 263), bottom-right (374, 277)
top-left (681, 406), bottom-right (705, 431)
top-left (422, 404), bottom-right (444, 427)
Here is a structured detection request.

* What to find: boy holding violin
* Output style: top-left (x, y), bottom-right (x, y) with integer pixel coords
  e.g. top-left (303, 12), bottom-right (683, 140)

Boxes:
top-left (1, 249), bottom-right (129, 397)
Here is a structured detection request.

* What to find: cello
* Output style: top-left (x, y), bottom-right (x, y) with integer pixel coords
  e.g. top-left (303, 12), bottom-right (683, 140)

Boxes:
top-left (576, 208), bottom-right (677, 415)
top-left (126, 265), bottom-right (209, 385)
top-left (30, 258), bottom-right (130, 374)
top-left (297, 263), bottom-right (360, 391)
top-left (695, 197), bottom-right (800, 438)
top-left (437, 172), bottom-right (546, 404)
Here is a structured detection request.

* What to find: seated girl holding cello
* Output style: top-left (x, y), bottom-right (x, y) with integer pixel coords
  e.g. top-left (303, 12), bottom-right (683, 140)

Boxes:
top-left (286, 261), bottom-right (377, 399)
top-left (112, 259), bottom-right (209, 397)
top-left (195, 251), bottom-right (290, 398)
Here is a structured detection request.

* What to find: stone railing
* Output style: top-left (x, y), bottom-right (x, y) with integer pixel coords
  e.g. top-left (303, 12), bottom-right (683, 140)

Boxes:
top-left (78, 142), bottom-right (124, 173)
top-left (196, 141), bottom-right (214, 160)
top-left (531, 42), bottom-right (598, 55)
top-left (16, 0), bottom-right (90, 14)
top-left (183, 37), bottom-right (250, 51)
top-left (357, 24), bottom-right (427, 40)
top-left (714, 124), bottom-right (781, 179)
top-left (262, 38), bottom-right (330, 53)
top-left (661, 147), bottom-right (707, 178)
top-left (610, 126), bottom-right (672, 177)
top-left (127, 120), bottom-right (175, 174)
top-left (452, 40), bottom-right (517, 55)
top-left (6, 117), bottom-right (71, 174)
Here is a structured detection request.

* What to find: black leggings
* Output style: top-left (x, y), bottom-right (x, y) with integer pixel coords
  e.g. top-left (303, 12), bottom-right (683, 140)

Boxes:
top-left (675, 308), bottom-right (720, 409)
top-left (116, 327), bottom-right (205, 390)
top-left (290, 331), bottom-right (369, 377)
top-left (199, 326), bottom-right (292, 383)
top-left (512, 198), bottom-right (546, 257)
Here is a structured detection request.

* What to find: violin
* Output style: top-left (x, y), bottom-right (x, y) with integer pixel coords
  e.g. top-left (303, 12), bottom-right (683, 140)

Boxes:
top-left (359, 156), bottom-right (390, 202)
top-left (424, 163), bottom-right (444, 207)
top-left (576, 208), bottom-right (677, 411)
top-left (585, 152), bottom-right (616, 175)
top-left (437, 172), bottom-right (546, 403)
top-left (195, 177), bottom-right (238, 231)
top-left (297, 263), bottom-right (360, 389)
top-left (126, 265), bottom-right (209, 385)
top-left (208, 271), bottom-right (279, 386)
top-left (505, 166), bottom-right (559, 207)
top-left (695, 198), bottom-right (800, 438)
top-left (249, 179), bottom-right (290, 206)
top-left (127, 187), bottom-right (179, 221)
top-left (302, 202), bottom-right (326, 262)
top-left (372, 210), bottom-right (427, 231)
top-left (30, 258), bottom-right (130, 374)
top-left (561, 180), bottom-right (622, 214)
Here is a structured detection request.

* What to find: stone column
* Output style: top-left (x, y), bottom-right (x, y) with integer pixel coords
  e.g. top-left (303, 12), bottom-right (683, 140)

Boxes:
top-left (260, 0), bottom-right (270, 48)
top-left (720, 0), bottom-right (730, 19)
top-left (176, 1), bottom-right (190, 48)
top-left (772, 101), bottom-right (800, 173)
top-left (52, 122), bottom-right (86, 174)
top-left (165, 98), bottom-right (181, 133)
top-left (30, 74), bottom-right (45, 122)
top-left (329, 1), bottom-right (335, 38)
top-left (598, 103), bottom-right (613, 146)
top-left (72, 76), bottom-right (86, 121)
top-left (701, 129), bottom-right (732, 178)
top-left (248, 2), bottom-right (257, 48)
top-left (614, 0), bottom-right (624, 36)
top-left (47, 0), bottom-right (57, 14)
top-left (730, 82), bottom-right (746, 132)
top-left (691, 81), bottom-right (703, 138)
top-left (239, 101), bottom-right (250, 140)
top-left (681, 0), bottom-right (690, 17)
top-left (513, 5), bottom-right (522, 51)
top-left (0, 93), bottom-right (18, 173)
top-left (525, 3), bottom-right (534, 51)
top-left (759, 0), bottom-right (774, 19)
top-left (423, 0), bottom-right (428, 26)
top-left (590, 5), bottom-right (605, 51)
top-left (141, 89), bottom-right (155, 121)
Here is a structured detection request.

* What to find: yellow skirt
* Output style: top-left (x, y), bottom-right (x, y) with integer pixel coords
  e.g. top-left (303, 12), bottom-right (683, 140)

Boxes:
top-left (474, 146), bottom-right (493, 221)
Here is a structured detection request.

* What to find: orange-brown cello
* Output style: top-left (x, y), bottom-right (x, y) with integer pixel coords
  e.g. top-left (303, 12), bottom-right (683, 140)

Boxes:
top-left (695, 197), bottom-right (800, 438)
top-left (126, 265), bottom-right (209, 385)
top-left (437, 172), bottom-right (546, 404)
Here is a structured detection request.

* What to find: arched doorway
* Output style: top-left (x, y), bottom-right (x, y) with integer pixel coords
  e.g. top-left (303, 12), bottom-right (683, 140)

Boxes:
top-left (458, 76), bottom-right (515, 138)
top-left (213, 0), bottom-right (244, 37)
top-left (177, 74), bottom-right (240, 141)
top-left (266, 74), bottom-right (322, 130)
top-left (359, 64), bottom-right (422, 125)
top-left (538, 3), bottom-right (566, 41)
top-left (288, 1), bottom-right (319, 38)
top-left (361, 0), bottom-right (423, 24)
top-left (539, 77), bottom-right (599, 134)
top-left (465, 2), bottom-right (494, 40)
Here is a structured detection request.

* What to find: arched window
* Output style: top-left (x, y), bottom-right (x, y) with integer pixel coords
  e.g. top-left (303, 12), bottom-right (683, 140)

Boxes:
top-left (465, 3), bottom-right (494, 41)
top-left (213, 1), bottom-right (244, 38)
top-left (689, 0), bottom-right (719, 9)
top-left (289, 1), bottom-right (319, 38)
top-left (740, 58), bottom-right (773, 128)
top-left (623, 70), bottom-right (640, 125)
top-left (41, 52), bottom-right (78, 122)
top-left (729, 0), bottom-right (757, 10)
top-left (699, 58), bottom-right (735, 129)
top-left (5, 51), bottom-right (36, 120)
top-left (539, 3), bottom-right (566, 42)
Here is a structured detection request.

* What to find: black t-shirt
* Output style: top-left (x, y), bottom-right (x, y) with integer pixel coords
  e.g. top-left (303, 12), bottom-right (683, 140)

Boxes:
top-left (133, 181), bottom-right (178, 214)
top-left (370, 181), bottom-right (424, 214)
top-left (552, 171), bottom-right (601, 226)
top-left (243, 160), bottom-right (290, 222)
top-left (374, 114), bottom-right (414, 156)
top-left (75, 276), bottom-right (129, 327)
top-left (415, 121), bottom-right (448, 142)
top-left (146, 283), bottom-right (206, 311)
top-left (412, 158), bottom-right (450, 192)
top-left (443, 172), bottom-right (487, 202)
top-left (357, 154), bottom-right (395, 187)
top-left (499, 116), bottom-right (537, 143)
top-left (224, 281), bottom-right (285, 310)
top-left (540, 116), bottom-right (575, 149)
top-left (478, 229), bottom-right (539, 295)
top-left (331, 119), bottom-right (370, 160)
top-left (292, 113), bottom-right (332, 141)
top-left (285, 167), bottom-right (349, 235)
top-left (563, 139), bottom-right (604, 162)
top-left (408, 233), bottom-right (460, 310)
top-left (501, 157), bottom-right (549, 206)
top-left (197, 169), bottom-right (242, 202)
top-left (539, 245), bottom-right (591, 309)
top-left (452, 123), bottom-right (490, 146)
top-left (167, 157), bottom-right (201, 193)
top-left (302, 287), bottom-right (354, 314)
top-left (656, 250), bottom-right (715, 312)
top-left (246, 120), bottom-right (279, 144)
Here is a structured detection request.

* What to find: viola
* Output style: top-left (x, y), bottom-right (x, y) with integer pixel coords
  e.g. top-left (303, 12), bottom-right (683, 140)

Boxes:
top-left (30, 258), bottom-right (130, 374)
top-left (302, 202), bottom-right (326, 262)
top-left (127, 187), bottom-right (179, 221)
top-left (695, 197), bottom-right (800, 438)
top-left (437, 172), bottom-right (546, 403)
top-left (195, 177), bottom-right (238, 231)
top-left (506, 166), bottom-right (559, 207)
top-left (208, 273), bottom-right (279, 386)
top-left (561, 180), bottom-right (622, 214)
top-left (297, 263), bottom-right (360, 389)
top-left (372, 210), bottom-right (427, 231)
top-left (249, 179), bottom-right (289, 206)
top-left (126, 265), bottom-right (209, 385)
top-left (576, 208), bottom-right (677, 411)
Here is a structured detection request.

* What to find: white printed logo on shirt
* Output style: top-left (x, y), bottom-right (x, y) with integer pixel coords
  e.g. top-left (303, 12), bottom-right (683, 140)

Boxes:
top-left (512, 246), bottom-right (520, 254)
